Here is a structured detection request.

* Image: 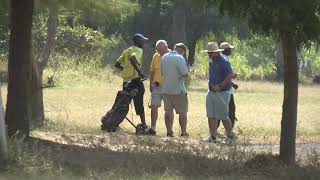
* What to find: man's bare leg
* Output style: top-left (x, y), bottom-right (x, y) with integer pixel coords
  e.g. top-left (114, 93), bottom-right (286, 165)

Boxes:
top-left (165, 110), bottom-right (174, 134)
top-left (179, 113), bottom-right (187, 134)
top-left (150, 106), bottom-right (158, 130)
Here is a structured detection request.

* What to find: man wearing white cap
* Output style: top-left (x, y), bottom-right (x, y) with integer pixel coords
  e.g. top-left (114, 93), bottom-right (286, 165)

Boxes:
top-left (202, 42), bottom-right (234, 144)
top-left (220, 42), bottom-right (238, 128)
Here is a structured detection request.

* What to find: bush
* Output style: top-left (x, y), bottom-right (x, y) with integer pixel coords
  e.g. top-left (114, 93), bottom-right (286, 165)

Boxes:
top-left (33, 13), bottom-right (109, 64)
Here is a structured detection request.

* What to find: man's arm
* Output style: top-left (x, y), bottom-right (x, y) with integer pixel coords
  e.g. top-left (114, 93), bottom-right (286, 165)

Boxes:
top-left (220, 74), bottom-right (234, 89)
top-left (213, 61), bottom-right (233, 91)
top-left (129, 55), bottom-right (145, 79)
top-left (177, 57), bottom-right (189, 79)
top-left (150, 58), bottom-right (155, 92)
top-left (114, 61), bottom-right (123, 70)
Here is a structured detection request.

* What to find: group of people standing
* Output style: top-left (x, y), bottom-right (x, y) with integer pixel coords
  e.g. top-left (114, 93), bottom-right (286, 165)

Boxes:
top-left (115, 33), bottom-right (237, 144)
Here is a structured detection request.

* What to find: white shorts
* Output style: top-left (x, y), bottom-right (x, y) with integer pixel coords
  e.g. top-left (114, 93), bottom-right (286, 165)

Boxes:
top-left (151, 85), bottom-right (163, 107)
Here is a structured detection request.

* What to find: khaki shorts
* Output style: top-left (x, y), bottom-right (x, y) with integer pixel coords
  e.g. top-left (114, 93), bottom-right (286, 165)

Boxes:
top-left (163, 93), bottom-right (188, 114)
top-left (151, 85), bottom-right (162, 107)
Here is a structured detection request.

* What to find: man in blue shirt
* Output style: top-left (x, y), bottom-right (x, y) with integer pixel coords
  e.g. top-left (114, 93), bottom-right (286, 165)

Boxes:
top-left (202, 42), bottom-right (234, 144)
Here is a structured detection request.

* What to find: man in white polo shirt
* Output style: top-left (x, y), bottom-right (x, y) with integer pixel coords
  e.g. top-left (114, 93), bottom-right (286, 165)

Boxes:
top-left (161, 43), bottom-right (189, 137)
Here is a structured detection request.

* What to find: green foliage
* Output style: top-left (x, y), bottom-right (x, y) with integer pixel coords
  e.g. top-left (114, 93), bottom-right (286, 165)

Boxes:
top-left (44, 57), bottom-right (118, 88)
top-left (194, 33), bottom-right (277, 80)
top-left (55, 24), bottom-right (107, 59)
top-left (301, 45), bottom-right (320, 75)
top-left (33, 13), bottom-right (108, 61)
top-left (217, 0), bottom-right (320, 48)
top-left (0, 0), bottom-right (9, 56)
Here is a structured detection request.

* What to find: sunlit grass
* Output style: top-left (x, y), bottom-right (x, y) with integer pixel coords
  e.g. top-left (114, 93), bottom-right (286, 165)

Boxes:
top-left (1, 71), bottom-right (319, 144)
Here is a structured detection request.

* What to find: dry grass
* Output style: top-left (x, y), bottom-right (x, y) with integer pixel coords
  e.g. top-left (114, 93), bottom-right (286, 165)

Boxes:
top-left (1, 77), bottom-right (319, 144)
top-left (1, 131), bottom-right (320, 180)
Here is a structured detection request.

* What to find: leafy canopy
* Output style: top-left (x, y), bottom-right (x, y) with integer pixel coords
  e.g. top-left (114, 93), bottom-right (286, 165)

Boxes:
top-left (194, 0), bottom-right (320, 48)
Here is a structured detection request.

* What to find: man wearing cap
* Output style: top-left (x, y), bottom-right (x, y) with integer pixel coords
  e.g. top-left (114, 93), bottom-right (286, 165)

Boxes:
top-left (220, 42), bottom-right (238, 128)
top-left (114, 33), bottom-right (148, 128)
top-left (202, 42), bottom-right (234, 144)
top-left (161, 43), bottom-right (189, 137)
top-left (147, 40), bottom-right (170, 135)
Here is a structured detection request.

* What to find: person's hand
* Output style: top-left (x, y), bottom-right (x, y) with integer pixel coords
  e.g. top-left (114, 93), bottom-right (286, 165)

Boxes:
top-left (209, 84), bottom-right (221, 92)
top-left (233, 73), bottom-right (238, 79)
top-left (232, 83), bottom-right (238, 90)
top-left (209, 84), bottom-right (214, 91)
top-left (214, 85), bottom-right (222, 92)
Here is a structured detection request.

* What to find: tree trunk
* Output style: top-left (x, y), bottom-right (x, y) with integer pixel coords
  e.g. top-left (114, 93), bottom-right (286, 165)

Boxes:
top-left (275, 41), bottom-right (284, 80)
top-left (5, 0), bottom-right (34, 137)
top-left (30, 61), bottom-right (44, 128)
top-left (279, 32), bottom-right (298, 165)
top-left (30, 10), bottom-right (58, 128)
top-left (172, 0), bottom-right (186, 45)
top-left (187, 39), bottom-right (196, 66)
top-left (0, 82), bottom-right (8, 162)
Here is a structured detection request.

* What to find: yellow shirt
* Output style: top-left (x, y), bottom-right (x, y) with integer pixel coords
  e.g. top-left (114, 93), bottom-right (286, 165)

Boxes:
top-left (117, 46), bottom-right (143, 82)
top-left (150, 52), bottom-right (163, 86)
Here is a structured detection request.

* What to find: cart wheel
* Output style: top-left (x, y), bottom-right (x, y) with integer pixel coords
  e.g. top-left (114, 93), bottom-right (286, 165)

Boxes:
top-left (135, 124), bottom-right (146, 135)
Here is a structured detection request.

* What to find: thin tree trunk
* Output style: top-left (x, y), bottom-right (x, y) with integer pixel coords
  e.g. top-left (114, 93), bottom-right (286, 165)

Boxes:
top-left (5, 0), bottom-right (34, 137)
top-left (0, 83), bottom-right (8, 162)
top-left (38, 10), bottom-right (58, 70)
top-left (187, 39), bottom-right (196, 66)
top-left (275, 41), bottom-right (284, 80)
top-left (172, 0), bottom-right (186, 45)
top-left (30, 10), bottom-right (58, 128)
top-left (279, 32), bottom-right (298, 165)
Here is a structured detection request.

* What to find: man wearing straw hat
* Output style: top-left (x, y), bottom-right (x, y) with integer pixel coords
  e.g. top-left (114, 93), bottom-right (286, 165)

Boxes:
top-left (202, 42), bottom-right (234, 144)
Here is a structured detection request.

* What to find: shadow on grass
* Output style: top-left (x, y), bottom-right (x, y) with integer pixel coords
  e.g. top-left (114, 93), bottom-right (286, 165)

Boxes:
top-left (22, 137), bottom-right (320, 180)
top-left (27, 137), bottom-right (236, 179)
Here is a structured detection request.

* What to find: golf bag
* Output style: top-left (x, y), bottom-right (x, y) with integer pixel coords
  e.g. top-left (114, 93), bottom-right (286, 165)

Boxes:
top-left (100, 77), bottom-right (146, 134)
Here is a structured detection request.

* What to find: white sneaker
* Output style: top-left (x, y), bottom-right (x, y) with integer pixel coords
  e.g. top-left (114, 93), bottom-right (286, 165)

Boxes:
top-left (201, 136), bottom-right (217, 143)
top-left (222, 137), bottom-right (234, 145)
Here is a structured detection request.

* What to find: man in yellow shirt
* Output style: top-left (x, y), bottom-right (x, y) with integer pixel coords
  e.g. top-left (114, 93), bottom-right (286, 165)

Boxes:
top-left (147, 40), bottom-right (170, 135)
top-left (114, 33), bottom-right (148, 128)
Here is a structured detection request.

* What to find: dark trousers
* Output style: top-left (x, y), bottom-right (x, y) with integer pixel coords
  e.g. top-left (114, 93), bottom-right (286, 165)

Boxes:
top-left (217, 94), bottom-right (237, 128)
top-left (123, 81), bottom-right (145, 116)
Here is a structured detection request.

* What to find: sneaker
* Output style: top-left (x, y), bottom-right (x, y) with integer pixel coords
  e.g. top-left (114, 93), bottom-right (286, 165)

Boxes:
top-left (141, 123), bottom-right (148, 129)
top-left (167, 130), bottom-right (174, 137)
top-left (180, 132), bottom-right (189, 138)
top-left (222, 136), bottom-right (234, 145)
top-left (147, 128), bottom-right (156, 135)
top-left (201, 136), bottom-right (217, 143)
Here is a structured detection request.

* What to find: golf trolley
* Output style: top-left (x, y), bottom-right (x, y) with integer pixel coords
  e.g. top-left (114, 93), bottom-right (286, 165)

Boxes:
top-left (100, 77), bottom-right (147, 135)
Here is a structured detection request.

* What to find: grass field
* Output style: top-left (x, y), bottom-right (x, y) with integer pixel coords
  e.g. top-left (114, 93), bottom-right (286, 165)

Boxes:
top-left (2, 75), bottom-right (319, 143)
top-left (1, 73), bottom-right (320, 179)
top-left (42, 78), bottom-right (320, 142)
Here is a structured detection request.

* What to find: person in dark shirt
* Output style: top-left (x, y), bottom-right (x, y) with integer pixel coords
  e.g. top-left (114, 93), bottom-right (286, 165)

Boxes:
top-left (201, 42), bottom-right (234, 144)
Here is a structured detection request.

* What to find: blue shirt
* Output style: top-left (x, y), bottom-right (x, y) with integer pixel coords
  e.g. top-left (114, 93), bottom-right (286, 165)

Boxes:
top-left (208, 55), bottom-right (233, 91)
